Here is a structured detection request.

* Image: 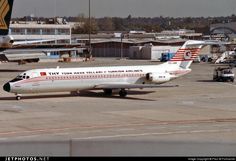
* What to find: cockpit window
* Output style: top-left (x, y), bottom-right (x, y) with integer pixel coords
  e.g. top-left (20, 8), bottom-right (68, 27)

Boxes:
top-left (9, 74), bottom-right (30, 82)
top-left (9, 78), bottom-right (23, 83)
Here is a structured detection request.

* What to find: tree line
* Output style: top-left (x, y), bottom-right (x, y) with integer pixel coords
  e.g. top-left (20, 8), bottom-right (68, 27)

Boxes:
top-left (71, 14), bottom-right (236, 34)
top-left (13, 14), bottom-right (236, 34)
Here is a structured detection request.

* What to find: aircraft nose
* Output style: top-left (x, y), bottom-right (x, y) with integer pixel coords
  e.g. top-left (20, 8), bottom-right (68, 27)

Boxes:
top-left (3, 82), bottom-right (11, 92)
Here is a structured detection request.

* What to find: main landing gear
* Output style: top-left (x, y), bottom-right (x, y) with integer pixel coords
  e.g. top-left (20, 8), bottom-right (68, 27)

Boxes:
top-left (103, 89), bottom-right (113, 96)
top-left (103, 89), bottom-right (128, 97)
top-left (119, 89), bottom-right (127, 97)
top-left (70, 91), bottom-right (80, 96)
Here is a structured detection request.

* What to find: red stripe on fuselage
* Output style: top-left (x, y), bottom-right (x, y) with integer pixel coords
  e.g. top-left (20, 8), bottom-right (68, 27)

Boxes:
top-left (14, 73), bottom-right (147, 85)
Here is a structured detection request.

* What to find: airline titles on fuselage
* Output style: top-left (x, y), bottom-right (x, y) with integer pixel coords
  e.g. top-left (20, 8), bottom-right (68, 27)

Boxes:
top-left (48, 69), bottom-right (144, 76)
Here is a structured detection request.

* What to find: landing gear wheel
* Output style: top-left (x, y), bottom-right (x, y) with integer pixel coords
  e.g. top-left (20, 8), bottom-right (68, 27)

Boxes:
top-left (70, 91), bottom-right (79, 96)
top-left (103, 89), bottom-right (113, 96)
top-left (16, 96), bottom-right (21, 100)
top-left (119, 89), bottom-right (127, 97)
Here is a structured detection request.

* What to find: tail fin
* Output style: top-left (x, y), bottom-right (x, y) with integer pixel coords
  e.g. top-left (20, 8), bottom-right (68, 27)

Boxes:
top-left (0, 0), bottom-right (14, 35)
top-left (169, 40), bottom-right (204, 69)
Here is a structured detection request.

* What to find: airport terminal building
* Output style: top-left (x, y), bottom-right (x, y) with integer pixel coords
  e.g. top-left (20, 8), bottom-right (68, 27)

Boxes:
top-left (210, 22), bottom-right (236, 42)
top-left (9, 21), bottom-right (72, 44)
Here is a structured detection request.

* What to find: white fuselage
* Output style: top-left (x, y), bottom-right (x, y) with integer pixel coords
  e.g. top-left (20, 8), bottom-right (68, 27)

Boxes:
top-left (6, 63), bottom-right (190, 94)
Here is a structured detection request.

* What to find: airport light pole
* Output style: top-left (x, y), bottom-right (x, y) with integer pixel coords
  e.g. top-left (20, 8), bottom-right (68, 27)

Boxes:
top-left (120, 33), bottom-right (123, 59)
top-left (54, 0), bottom-right (57, 44)
top-left (89, 0), bottom-right (92, 56)
top-left (54, 0), bottom-right (57, 20)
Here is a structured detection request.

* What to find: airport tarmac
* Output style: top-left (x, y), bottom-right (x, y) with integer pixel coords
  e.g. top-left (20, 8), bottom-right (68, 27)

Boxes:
top-left (0, 58), bottom-right (236, 156)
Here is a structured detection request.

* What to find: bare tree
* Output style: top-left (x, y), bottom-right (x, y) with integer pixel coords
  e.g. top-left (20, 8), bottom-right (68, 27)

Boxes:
top-left (98, 17), bottom-right (115, 31)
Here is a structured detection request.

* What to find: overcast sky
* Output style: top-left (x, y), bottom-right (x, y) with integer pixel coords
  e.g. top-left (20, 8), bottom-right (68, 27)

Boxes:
top-left (12, 0), bottom-right (236, 18)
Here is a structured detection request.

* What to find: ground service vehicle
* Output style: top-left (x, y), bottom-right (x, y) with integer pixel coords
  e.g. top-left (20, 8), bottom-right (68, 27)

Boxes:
top-left (160, 53), bottom-right (175, 62)
top-left (213, 67), bottom-right (235, 82)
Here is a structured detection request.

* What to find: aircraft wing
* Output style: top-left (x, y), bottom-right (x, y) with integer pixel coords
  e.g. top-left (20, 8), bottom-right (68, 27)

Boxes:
top-left (94, 83), bottom-right (179, 89)
top-left (41, 48), bottom-right (82, 53)
top-left (186, 40), bottom-right (230, 47)
top-left (3, 48), bottom-right (82, 53)
top-left (0, 48), bottom-right (84, 62)
top-left (13, 39), bottom-right (62, 46)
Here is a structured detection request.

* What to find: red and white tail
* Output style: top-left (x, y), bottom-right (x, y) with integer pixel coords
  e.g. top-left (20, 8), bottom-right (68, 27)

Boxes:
top-left (169, 40), bottom-right (204, 69)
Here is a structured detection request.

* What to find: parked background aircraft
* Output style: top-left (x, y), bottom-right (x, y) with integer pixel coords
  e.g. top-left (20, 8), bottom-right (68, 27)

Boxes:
top-left (0, 0), bottom-right (14, 49)
top-left (0, 47), bottom-right (83, 64)
top-left (0, 0), bottom-right (60, 49)
top-left (0, 0), bottom-right (80, 64)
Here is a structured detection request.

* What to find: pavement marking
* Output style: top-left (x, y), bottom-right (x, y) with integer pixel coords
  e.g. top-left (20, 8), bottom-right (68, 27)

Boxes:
top-left (3, 132), bottom-right (72, 140)
top-left (145, 126), bottom-right (167, 130)
top-left (74, 129), bottom-right (236, 140)
top-left (3, 128), bottom-right (235, 141)
top-left (177, 124), bottom-right (235, 129)
top-left (176, 125), bottom-right (193, 128)
top-left (182, 101), bottom-right (195, 105)
top-left (0, 118), bottom-right (236, 138)
top-left (211, 124), bottom-right (231, 128)
top-left (113, 128), bottom-right (136, 132)
top-left (80, 130), bottom-right (104, 134)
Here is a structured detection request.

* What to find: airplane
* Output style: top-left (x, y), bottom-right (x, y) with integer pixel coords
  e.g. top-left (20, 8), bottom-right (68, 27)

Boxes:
top-left (0, 0), bottom-right (14, 49)
top-left (0, 0), bottom-right (80, 64)
top-left (0, 0), bottom-right (61, 49)
top-left (3, 40), bottom-right (214, 100)
top-left (0, 47), bottom-right (84, 64)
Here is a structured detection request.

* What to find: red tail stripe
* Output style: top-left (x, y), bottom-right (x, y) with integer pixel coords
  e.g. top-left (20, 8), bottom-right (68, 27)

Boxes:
top-left (172, 54), bottom-right (199, 59)
top-left (178, 48), bottom-right (201, 50)
top-left (173, 55), bottom-right (198, 58)
top-left (175, 51), bottom-right (200, 54)
top-left (170, 48), bottom-right (201, 61)
top-left (178, 49), bottom-right (200, 51)
top-left (173, 53), bottom-right (199, 56)
top-left (171, 58), bottom-right (198, 61)
top-left (171, 57), bottom-right (199, 61)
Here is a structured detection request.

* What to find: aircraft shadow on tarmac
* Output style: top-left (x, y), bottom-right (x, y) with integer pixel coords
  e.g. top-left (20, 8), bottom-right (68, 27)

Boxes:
top-left (0, 69), bottom-right (25, 73)
top-left (0, 90), bottom-right (156, 101)
top-left (79, 90), bottom-right (156, 101)
top-left (197, 80), bottom-right (215, 82)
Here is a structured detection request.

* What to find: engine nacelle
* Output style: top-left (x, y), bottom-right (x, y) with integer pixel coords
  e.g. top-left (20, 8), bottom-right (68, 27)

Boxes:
top-left (0, 36), bottom-right (14, 48)
top-left (146, 73), bottom-right (171, 83)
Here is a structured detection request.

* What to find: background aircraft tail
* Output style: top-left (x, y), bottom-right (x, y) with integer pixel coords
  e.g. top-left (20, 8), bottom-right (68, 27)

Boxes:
top-left (169, 40), bottom-right (204, 69)
top-left (0, 0), bottom-right (14, 35)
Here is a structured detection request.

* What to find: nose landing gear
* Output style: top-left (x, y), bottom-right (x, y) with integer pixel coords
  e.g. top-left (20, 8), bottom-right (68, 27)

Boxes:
top-left (15, 94), bottom-right (22, 100)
